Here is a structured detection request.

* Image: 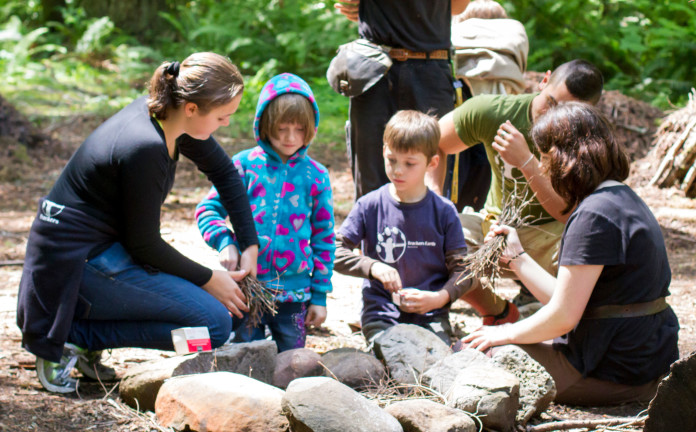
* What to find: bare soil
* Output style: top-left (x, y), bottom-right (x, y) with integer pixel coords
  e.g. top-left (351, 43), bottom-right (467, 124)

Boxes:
top-left (0, 98), bottom-right (694, 431)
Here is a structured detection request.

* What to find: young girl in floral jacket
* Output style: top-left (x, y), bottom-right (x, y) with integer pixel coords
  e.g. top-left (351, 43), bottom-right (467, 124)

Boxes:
top-left (196, 73), bottom-right (335, 351)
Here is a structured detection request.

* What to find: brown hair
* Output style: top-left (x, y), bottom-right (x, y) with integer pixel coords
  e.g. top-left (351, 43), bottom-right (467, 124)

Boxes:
top-left (456, 0), bottom-right (508, 22)
top-left (259, 93), bottom-right (316, 146)
top-left (547, 59), bottom-right (604, 105)
top-left (148, 52), bottom-right (244, 120)
top-left (383, 110), bottom-right (440, 160)
top-left (532, 102), bottom-right (630, 214)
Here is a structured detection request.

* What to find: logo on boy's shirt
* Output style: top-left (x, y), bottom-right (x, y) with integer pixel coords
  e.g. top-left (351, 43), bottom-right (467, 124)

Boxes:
top-left (39, 199), bottom-right (64, 225)
top-left (376, 226), bottom-right (406, 263)
top-left (376, 226), bottom-right (437, 263)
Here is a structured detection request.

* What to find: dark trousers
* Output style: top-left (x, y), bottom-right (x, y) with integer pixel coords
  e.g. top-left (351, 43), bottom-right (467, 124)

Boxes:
top-left (348, 59), bottom-right (454, 199)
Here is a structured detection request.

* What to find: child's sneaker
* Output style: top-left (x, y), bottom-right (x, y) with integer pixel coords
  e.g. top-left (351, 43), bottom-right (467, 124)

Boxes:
top-left (66, 343), bottom-right (118, 382)
top-left (35, 346), bottom-right (80, 393)
top-left (482, 301), bottom-right (520, 326)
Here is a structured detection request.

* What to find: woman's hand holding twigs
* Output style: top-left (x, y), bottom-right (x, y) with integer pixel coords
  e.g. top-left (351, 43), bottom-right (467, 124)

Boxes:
top-left (370, 262), bottom-right (403, 293)
top-left (203, 269), bottom-right (249, 318)
top-left (486, 224), bottom-right (524, 264)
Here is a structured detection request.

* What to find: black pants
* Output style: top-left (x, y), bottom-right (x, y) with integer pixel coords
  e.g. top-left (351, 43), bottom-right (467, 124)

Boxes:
top-left (348, 59), bottom-right (454, 199)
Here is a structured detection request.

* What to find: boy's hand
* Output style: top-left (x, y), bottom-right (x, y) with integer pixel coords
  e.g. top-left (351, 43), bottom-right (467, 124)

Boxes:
top-left (398, 288), bottom-right (449, 314)
top-left (219, 244), bottom-right (239, 271)
top-left (370, 262), bottom-right (402, 292)
top-left (306, 305), bottom-right (327, 327)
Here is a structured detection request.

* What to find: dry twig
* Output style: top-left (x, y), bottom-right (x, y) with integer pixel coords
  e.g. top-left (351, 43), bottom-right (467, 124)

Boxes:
top-left (527, 415), bottom-right (646, 432)
top-left (238, 275), bottom-right (277, 327)
top-left (458, 178), bottom-right (536, 290)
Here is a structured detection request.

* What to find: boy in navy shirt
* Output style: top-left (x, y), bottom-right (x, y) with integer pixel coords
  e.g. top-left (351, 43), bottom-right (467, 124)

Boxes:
top-left (335, 110), bottom-right (516, 343)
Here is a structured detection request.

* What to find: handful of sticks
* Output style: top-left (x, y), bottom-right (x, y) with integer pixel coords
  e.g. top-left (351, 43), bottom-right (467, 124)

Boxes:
top-left (238, 275), bottom-right (278, 327)
top-left (458, 180), bottom-right (535, 290)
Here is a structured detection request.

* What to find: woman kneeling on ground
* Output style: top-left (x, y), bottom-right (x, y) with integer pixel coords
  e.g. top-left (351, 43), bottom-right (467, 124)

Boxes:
top-left (463, 102), bottom-right (679, 406)
top-left (17, 52), bottom-right (259, 393)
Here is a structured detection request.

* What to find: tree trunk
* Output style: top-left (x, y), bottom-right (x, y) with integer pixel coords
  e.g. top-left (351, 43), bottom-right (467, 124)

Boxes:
top-left (40, 0), bottom-right (66, 24)
top-left (78, 0), bottom-right (178, 42)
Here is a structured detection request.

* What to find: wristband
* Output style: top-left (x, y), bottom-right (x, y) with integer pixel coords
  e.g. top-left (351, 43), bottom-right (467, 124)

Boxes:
top-left (520, 154), bottom-right (535, 169)
top-left (509, 250), bottom-right (526, 262)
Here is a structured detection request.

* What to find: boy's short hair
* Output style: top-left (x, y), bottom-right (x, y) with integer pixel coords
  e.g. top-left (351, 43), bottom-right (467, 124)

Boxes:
top-left (259, 93), bottom-right (316, 145)
top-left (456, 0), bottom-right (508, 22)
top-left (383, 110), bottom-right (440, 160)
top-left (548, 59), bottom-right (604, 105)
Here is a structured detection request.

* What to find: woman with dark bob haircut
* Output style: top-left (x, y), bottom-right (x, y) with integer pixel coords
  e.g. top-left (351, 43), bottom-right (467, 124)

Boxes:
top-left (462, 102), bottom-right (679, 406)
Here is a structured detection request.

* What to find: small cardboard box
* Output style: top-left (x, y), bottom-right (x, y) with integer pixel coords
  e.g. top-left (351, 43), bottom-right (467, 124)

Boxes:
top-left (171, 326), bottom-right (212, 355)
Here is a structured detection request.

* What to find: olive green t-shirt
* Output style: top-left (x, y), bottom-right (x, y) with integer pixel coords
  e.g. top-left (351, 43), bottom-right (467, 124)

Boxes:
top-left (453, 93), bottom-right (554, 225)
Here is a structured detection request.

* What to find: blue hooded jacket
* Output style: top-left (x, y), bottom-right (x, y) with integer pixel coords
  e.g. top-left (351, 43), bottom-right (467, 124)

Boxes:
top-left (196, 73), bottom-right (335, 306)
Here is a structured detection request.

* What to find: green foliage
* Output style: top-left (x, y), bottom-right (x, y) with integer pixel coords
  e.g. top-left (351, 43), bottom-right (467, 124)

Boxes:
top-left (501, 0), bottom-right (696, 108)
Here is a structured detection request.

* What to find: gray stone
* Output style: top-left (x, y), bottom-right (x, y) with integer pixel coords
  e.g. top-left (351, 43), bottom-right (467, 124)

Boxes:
top-left (320, 348), bottom-right (387, 390)
top-left (385, 399), bottom-right (477, 432)
top-left (492, 345), bottom-right (556, 425)
top-left (120, 340), bottom-right (277, 411)
top-left (214, 340), bottom-right (277, 384)
top-left (447, 365), bottom-right (519, 432)
top-left (282, 376), bottom-right (402, 432)
top-left (374, 324), bottom-right (451, 385)
top-left (645, 351), bottom-right (696, 432)
top-left (422, 348), bottom-right (492, 394)
top-left (273, 348), bottom-right (322, 389)
top-left (155, 372), bottom-right (288, 432)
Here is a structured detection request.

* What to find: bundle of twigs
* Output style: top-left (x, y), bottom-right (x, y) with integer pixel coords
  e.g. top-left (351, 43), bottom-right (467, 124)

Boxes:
top-left (458, 179), bottom-right (535, 290)
top-left (649, 88), bottom-right (696, 197)
top-left (238, 275), bottom-right (277, 327)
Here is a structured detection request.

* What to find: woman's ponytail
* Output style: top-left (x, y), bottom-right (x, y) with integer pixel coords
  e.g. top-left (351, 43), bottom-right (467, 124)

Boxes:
top-left (147, 53), bottom-right (243, 120)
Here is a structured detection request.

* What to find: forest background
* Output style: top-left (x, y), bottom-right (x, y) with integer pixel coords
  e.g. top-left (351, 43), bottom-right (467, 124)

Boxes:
top-left (2, 0), bottom-right (696, 147)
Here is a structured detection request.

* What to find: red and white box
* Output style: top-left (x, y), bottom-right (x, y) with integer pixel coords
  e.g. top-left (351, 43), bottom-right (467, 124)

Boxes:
top-left (171, 327), bottom-right (212, 355)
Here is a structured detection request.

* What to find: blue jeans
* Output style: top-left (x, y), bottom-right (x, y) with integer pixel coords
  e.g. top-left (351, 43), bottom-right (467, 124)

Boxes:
top-left (68, 243), bottom-right (232, 352)
top-left (232, 301), bottom-right (307, 352)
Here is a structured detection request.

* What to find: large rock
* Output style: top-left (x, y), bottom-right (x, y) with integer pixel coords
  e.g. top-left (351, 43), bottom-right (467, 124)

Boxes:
top-left (155, 372), bottom-right (288, 432)
top-left (282, 376), bottom-right (402, 432)
top-left (120, 340), bottom-right (277, 411)
top-left (447, 365), bottom-right (519, 432)
top-left (492, 345), bottom-right (556, 425)
top-left (273, 348), bottom-right (322, 389)
top-left (214, 340), bottom-right (278, 384)
top-left (120, 353), bottom-right (213, 412)
top-left (385, 399), bottom-right (477, 432)
top-left (645, 351), bottom-right (696, 432)
top-left (320, 348), bottom-right (387, 390)
top-left (374, 324), bottom-right (451, 385)
top-left (422, 349), bottom-right (492, 395)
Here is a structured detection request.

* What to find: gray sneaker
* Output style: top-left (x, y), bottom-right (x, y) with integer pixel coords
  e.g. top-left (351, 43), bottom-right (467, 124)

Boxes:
top-left (65, 343), bottom-right (118, 382)
top-left (36, 347), bottom-right (79, 393)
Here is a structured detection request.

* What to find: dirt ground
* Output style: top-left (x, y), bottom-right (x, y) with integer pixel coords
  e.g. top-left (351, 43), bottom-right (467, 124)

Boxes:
top-left (0, 99), bottom-right (695, 431)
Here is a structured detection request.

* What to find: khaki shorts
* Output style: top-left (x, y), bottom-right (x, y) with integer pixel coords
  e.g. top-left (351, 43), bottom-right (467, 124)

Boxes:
top-left (459, 209), bottom-right (564, 277)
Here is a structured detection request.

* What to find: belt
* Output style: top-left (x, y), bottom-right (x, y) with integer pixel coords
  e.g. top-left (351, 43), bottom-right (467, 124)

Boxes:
top-left (582, 297), bottom-right (668, 319)
top-left (388, 48), bottom-right (449, 61)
